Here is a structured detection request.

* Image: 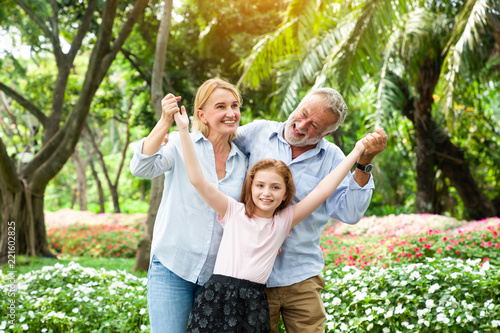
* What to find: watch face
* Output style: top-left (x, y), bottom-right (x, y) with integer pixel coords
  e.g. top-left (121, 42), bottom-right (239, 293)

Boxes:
top-left (365, 164), bottom-right (373, 173)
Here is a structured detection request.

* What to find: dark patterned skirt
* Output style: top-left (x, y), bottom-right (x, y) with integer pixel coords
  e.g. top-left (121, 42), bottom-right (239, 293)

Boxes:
top-left (187, 274), bottom-right (270, 333)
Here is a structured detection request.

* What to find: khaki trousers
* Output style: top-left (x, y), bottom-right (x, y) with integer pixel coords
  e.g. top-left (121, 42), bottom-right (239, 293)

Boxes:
top-left (264, 275), bottom-right (326, 333)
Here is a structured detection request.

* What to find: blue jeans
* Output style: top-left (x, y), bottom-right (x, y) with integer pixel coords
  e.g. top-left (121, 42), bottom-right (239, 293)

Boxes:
top-left (147, 255), bottom-right (203, 333)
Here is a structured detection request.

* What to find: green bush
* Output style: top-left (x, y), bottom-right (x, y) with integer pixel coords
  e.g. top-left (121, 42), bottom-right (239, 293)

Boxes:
top-left (0, 262), bottom-right (149, 332)
top-left (322, 258), bottom-right (500, 332)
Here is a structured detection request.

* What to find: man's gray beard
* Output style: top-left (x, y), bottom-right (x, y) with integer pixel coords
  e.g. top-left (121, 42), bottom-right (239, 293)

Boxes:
top-left (283, 120), bottom-right (321, 147)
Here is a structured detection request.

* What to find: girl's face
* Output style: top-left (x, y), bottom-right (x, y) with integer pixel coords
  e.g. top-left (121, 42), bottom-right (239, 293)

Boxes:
top-left (251, 169), bottom-right (287, 219)
top-left (197, 88), bottom-right (240, 139)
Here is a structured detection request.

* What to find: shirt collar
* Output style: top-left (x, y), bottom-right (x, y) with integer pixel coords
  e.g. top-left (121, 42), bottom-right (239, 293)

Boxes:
top-left (192, 131), bottom-right (245, 159)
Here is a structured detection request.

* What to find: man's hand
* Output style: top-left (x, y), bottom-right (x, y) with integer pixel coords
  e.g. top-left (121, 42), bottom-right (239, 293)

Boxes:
top-left (358, 128), bottom-right (387, 165)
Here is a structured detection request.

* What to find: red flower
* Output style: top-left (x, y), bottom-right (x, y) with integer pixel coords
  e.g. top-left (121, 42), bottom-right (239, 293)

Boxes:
top-left (442, 236), bottom-right (448, 242)
top-left (414, 247), bottom-right (420, 252)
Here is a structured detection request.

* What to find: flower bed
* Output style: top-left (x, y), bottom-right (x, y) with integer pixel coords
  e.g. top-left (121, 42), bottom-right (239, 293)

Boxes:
top-left (0, 262), bottom-right (149, 332)
top-left (47, 224), bottom-right (140, 258)
top-left (321, 216), bottom-right (499, 269)
top-left (322, 258), bottom-right (500, 331)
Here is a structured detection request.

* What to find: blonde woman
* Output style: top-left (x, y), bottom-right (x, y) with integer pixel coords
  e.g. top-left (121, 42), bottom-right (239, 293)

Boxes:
top-left (130, 79), bottom-right (248, 333)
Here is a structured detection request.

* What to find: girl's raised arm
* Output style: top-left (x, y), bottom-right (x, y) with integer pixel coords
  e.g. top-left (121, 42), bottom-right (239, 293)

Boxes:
top-left (291, 140), bottom-right (366, 228)
top-left (174, 103), bottom-right (228, 217)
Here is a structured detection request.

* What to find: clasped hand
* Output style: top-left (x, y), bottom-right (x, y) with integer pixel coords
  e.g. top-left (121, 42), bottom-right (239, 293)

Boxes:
top-left (161, 93), bottom-right (189, 130)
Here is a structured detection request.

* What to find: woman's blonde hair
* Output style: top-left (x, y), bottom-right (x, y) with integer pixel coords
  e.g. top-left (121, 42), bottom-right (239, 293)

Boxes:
top-left (192, 78), bottom-right (242, 142)
top-left (240, 159), bottom-right (295, 218)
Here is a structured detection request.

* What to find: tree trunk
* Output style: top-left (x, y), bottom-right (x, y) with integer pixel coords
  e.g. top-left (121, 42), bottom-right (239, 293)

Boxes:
top-left (413, 60), bottom-right (440, 214)
top-left (434, 131), bottom-right (496, 220)
top-left (0, 181), bottom-right (54, 264)
top-left (72, 149), bottom-right (88, 211)
top-left (133, 175), bottom-right (164, 272)
top-left (395, 71), bottom-right (496, 220)
top-left (82, 133), bottom-right (106, 213)
top-left (134, 0), bottom-right (173, 273)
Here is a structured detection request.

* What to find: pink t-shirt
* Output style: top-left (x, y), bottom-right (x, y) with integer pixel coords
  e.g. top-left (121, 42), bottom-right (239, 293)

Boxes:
top-left (213, 197), bottom-right (294, 284)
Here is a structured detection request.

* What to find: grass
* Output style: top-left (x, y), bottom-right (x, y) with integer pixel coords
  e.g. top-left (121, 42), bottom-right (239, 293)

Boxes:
top-left (5, 255), bottom-right (147, 278)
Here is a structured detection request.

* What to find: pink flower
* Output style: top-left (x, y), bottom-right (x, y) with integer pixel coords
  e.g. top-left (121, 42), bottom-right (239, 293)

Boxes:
top-left (443, 237), bottom-right (448, 242)
top-left (414, 247), bottom-right (420, 252)
top-left (437, 248), bottom-right (442, 253)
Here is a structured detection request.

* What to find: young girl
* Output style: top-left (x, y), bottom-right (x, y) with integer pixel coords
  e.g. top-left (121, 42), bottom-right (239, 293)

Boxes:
top-left (171, 102), bottom-right (365, 332)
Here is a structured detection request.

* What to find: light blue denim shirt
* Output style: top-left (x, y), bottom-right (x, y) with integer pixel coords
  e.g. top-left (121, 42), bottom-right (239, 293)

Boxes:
top-left (130, 131), bottom-right (248, 285)
top-left (233, 120), bottom-right (374, 287)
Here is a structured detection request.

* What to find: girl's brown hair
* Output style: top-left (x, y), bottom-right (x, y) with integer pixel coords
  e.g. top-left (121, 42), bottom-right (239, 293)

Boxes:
top-left (192, 78), bottom-right (242, 142)
top-left (240, 159), bottom-right (295, 218)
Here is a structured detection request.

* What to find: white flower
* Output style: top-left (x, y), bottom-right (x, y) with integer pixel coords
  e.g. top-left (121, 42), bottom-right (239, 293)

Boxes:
top-left (437, 313), bottom-right (450, 324)
top-left (28, 311), bottom-right (35, 319)
top-left (332, 297), bottom-right (341, 306)
top-left (395, 304), bottom-right (406, 314)
top-left (22, 324), bottom-right (29, 331)
top-left (365, 309), bottom-right (372, 315)
top-left (139, 308), bottom-right (147, 315)
top-left (383, 328), bottom-right (390, 333)
top-left (72, 308), bottom-right (79, 314)
top-left (456, 316), bottom-right (461, 323)
top-left (340, 323), bottom-right (348, 331)
top-left (417, 308), bottom-right (429, 317)
top-left (426, 299), bottom-right (435, 308)
top-left (41, 329), bottom-right (48, 332)
top-left (141, 325), bottom-right (148, 330)
top-left (492, 320), bottom-right (500, 328)
top-left (19, 316), bottom-right (26, 323)
top-left (380, 291), bottom-right (387, 298)
top-left (480, 311), bottom-right (485, 317)
top-left (0, 322), bottom-right (6, 330)
top-left (437, 307), bottom-right (444, 313)
top-left (429, 283), bottom-right (440, 294)
top-left (410, 271), bottom-right (420, 280)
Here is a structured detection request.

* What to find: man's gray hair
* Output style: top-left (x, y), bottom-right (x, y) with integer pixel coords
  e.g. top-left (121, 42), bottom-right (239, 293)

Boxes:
top-left (304, 87), bottom-right (347, 132)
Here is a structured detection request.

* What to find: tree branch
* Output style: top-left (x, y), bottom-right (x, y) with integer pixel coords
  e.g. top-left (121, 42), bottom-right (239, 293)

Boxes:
top-left (0, 82), bottom-right (48, 127)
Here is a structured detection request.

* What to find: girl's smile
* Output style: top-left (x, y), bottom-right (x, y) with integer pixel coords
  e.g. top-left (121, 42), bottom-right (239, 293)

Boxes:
top-left (251, 170), bottom-right (287, 219)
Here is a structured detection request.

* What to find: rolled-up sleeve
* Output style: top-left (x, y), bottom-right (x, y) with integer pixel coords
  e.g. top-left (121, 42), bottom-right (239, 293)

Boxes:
top-left (130, 138), bottom-right (175, 179)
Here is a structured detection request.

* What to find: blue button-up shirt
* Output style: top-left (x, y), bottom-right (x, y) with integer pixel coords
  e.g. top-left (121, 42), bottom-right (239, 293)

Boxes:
top-left (233, 120), bottom-right (374, 287)
top-left (130, 131), bottom-right (248, 285)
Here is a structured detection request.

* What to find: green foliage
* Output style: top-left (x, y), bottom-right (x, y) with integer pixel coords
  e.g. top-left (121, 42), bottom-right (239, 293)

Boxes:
top-left (47, 224), bottom-right (140, 258)
top-left (322, 258), bottom-right (500, 331)
top-left (0, 262), bottom-right (149, 332)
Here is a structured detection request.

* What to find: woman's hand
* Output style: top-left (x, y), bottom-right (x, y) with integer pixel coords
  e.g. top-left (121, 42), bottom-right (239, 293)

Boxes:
top-left (161, 94), bottom-right (181, 125)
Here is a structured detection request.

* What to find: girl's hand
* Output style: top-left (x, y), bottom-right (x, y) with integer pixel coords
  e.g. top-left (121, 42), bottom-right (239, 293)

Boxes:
top-left (161, 94), bottom-right (181, 124)
top-left (355, 139), bottom-right (366, 154)
top-left (174, 105), bottom-right (189, 131)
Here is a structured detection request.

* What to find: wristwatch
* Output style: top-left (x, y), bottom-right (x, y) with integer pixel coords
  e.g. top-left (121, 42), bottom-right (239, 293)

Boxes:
top-left (355, 162), bottom-right (373, 174)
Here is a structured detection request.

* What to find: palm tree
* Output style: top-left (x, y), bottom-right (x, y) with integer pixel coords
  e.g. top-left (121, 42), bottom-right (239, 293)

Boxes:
top-left (238, 0), bottom-right (499, 219)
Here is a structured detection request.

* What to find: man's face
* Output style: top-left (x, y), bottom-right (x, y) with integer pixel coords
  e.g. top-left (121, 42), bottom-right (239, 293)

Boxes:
top-left (284, 94), bottom-right (338, 147)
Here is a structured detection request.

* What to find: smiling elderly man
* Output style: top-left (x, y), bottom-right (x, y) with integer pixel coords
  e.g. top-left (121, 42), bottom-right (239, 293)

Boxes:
top-left (234, 87), bottom-right (387, 333)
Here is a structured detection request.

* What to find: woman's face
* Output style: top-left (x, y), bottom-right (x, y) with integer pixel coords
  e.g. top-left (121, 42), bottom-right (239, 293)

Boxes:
top-left (198, 88), bottom-right (240, 138)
